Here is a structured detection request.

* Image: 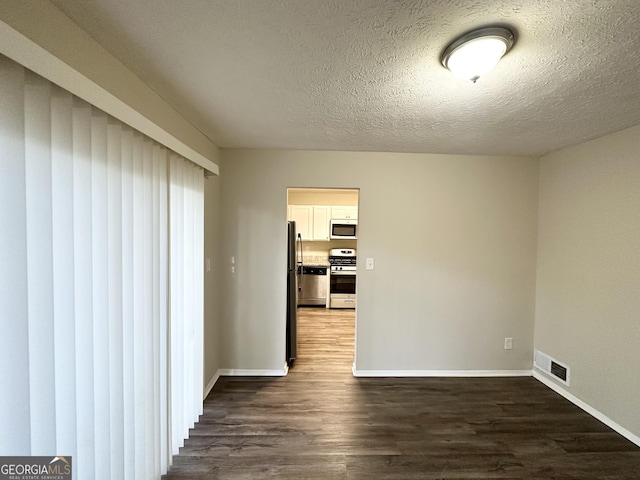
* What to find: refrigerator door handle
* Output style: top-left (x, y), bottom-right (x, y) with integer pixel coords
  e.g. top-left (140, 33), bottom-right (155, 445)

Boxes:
top-left (297, 233), bottom-right (303, 294)
top-left (296, 234), bottom-right (304, 296)
top-left (297, 233), bottom-right (303, 266)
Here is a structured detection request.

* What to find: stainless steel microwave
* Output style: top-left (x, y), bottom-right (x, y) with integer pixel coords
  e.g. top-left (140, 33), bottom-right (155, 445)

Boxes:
top-left (330, 219), bottom-right (357, 239)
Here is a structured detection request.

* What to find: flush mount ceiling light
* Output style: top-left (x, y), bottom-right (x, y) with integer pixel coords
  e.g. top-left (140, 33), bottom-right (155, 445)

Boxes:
top-left (441, 27), bottom-right (515, 82)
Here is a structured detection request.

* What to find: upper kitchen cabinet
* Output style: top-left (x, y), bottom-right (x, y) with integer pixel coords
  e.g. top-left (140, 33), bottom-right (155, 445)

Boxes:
top-left (331, 206), bottom-right (358, 220)
top-left (289, 205), bottom-right (313, 240)
top-left (312, 206), bottom-right (330, 241)
top-left (288, 205), bottom-right (331, 241)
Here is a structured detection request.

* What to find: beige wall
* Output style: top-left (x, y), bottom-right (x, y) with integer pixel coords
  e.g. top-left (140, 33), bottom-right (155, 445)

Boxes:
top-left (535, 124), bottom-right (640, 438)
top-left (220, 149), bottom-right (539, 372)
top-left (203, 172), bottom-right (223, 387)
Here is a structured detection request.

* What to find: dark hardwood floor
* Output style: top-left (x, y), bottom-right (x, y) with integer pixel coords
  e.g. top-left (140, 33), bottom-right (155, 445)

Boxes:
top-left (163, 307), bottom-right (640, 479)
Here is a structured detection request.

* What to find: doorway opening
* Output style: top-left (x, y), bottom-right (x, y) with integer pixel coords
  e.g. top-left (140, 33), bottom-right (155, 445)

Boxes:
top-left (286, 187), bottom-right (359, 374)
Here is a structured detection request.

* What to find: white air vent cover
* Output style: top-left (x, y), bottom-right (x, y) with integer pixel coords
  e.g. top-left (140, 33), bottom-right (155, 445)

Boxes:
top-left (534, 350), bottom-right (570, 385)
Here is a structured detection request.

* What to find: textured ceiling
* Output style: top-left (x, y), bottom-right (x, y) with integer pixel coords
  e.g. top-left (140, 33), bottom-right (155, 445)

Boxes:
top-left (50, 0), bottom-right (640, 156)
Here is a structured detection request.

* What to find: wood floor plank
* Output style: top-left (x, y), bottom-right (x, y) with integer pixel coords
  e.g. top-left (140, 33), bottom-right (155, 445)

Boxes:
top-left (162, 308), bottom-right (640, 479)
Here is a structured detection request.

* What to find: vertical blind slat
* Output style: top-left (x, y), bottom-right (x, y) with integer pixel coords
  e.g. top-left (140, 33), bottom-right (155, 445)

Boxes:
top-left (24, 72), bottom-right (56, 455)
top-left (0, 57), bottom-right (31, 454)
top-left (155, 145), bottom-right (169, 475)
top-left (91, 110), bottom-right (111, 480)
top-left (107, 120), bottom-right (125, 479)
top-left (131, 132), bottom-right (147, 480)
top-left (73, 97), bottom-right (95, 480)
top-left (121, 126), bottom-right (136, 480)
top-left (142, 138), bottom-right (156, 479)
top-left (51, 86), bottom-right (78, 458)
top-left (170, 155), bottom-right (184, 454)
top-left (184, 162), bottom-right (194, 432)
top-left (195, 167), bottom-right (205, 416)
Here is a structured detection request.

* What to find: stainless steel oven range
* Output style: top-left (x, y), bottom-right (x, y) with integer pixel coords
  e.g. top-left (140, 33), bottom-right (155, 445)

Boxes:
top-left (328, 248), bottom-right (356, 309)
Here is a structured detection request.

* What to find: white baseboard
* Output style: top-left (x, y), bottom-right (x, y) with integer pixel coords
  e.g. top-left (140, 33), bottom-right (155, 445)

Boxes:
top-left (352, 368), bottom-right (533, 377)
top-left (533, 370), bottom-right (640, 448)
top-left (202, 365), bottom-right (287, 400)
top-left (203, 370), bottom-right (221, 400)
top-left (217, 368), bottom-right (287, 377)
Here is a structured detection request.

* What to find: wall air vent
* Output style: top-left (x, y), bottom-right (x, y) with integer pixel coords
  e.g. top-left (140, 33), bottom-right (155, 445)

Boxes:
top-left (534, 350), bottom-right (570, 386)
top-left (550, 361), bottom-right (568, 382)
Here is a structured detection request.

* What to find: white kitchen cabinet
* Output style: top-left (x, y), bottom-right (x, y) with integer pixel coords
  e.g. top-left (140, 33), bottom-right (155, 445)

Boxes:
top-left (312, 206), bottom-right (330, 241)
top-left (289, 205), bottom-right (313, 240)
top-left (288, 205), bottom-right (332, 241)
top-left (331, 206), bottom-right (358, 220)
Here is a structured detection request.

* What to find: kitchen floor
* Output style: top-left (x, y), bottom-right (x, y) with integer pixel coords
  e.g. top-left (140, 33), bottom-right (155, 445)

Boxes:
top-left (293, 307), bottom-right (355, 374)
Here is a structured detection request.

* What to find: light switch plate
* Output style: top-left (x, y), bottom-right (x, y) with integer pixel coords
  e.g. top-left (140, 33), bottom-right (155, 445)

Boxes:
top-left (366, 257), bottom-right (375, 270)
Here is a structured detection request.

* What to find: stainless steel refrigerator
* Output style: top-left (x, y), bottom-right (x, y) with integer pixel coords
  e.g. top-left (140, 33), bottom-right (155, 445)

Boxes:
top-left (286, 221), bottom-right (299, 365)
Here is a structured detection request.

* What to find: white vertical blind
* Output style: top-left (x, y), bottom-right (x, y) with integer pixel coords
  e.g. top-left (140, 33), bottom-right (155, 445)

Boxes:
top-left (0, 54), bottom-right (205, 479)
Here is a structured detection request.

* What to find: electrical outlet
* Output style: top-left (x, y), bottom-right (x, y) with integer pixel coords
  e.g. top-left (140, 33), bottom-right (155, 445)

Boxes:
top-left (504, 337), bottom-right (513, 350)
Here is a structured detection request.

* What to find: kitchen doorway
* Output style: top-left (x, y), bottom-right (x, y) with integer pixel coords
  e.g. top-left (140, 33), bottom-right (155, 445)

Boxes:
top-left (286, 188), bottom-right (359, 372)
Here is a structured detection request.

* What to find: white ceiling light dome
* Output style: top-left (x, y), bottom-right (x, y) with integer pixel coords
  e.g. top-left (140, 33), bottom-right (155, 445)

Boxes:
top-left (441, 27), bottom-right (515, 82)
